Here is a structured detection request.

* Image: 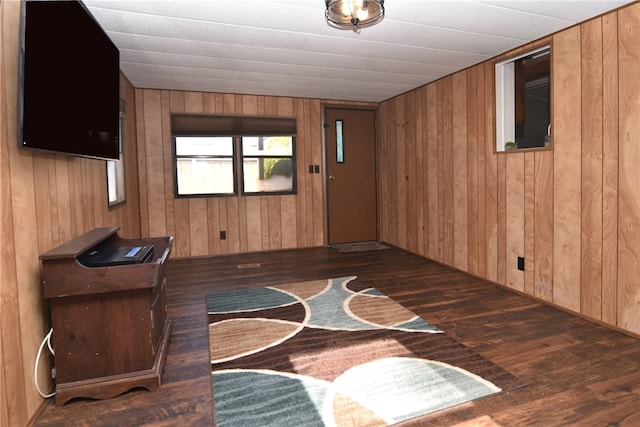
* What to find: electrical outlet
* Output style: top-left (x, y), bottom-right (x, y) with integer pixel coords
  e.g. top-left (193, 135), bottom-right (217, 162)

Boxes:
top-left (51, 367), bottom-right (56, 379)
top-left (220, 230), bottom-right (227, 240)
top-left (517, 257), bottom-right (525, 271)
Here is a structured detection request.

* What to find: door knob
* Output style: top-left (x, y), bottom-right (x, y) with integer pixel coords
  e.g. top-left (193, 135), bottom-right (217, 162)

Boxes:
top-left (329, 175), bottom-right (336, 180)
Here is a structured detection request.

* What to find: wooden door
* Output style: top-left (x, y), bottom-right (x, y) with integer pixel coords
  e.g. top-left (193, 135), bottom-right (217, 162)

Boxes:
top-left (325, 107), bottom-right (377, 244)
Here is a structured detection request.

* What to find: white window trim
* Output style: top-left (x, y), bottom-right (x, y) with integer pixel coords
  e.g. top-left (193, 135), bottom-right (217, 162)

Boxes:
top-left (495, 45), bottom-right (550, 151)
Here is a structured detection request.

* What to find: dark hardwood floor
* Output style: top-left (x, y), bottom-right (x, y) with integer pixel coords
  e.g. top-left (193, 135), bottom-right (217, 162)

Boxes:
top-left (32, 246), bottom-right (640, 426)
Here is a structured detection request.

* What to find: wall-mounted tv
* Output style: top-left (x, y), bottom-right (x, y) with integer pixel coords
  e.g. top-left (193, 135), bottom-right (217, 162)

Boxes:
top-left (19, 0), bottom-right (120, 160)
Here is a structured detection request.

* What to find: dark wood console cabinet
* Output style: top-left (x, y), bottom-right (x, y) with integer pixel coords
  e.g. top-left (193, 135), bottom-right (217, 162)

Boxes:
top-left (39, 227), bottom-right (173, 405)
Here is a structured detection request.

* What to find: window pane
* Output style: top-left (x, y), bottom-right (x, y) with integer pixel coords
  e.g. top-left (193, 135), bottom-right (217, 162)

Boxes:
top-left (243, 157), bottom-right (294, 193)
top-left (176, 158), bottom-right (234, 195)
top-left (176, 137), bottom-right (233, 156)
top-left (495, 45), bottom-right (551, 151)
top-left (242, 136), bottom-right (293, 156)
top-left (107, 114), bottom-right (126, 207)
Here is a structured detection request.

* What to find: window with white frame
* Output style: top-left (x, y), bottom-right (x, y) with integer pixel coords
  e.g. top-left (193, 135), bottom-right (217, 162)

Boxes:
top-left (495, 45), bottom-right (551, 151)
top-left (107, 100), bottom-right (126, 207)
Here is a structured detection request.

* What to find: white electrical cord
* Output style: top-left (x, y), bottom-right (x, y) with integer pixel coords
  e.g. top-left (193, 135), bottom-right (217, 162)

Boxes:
top-left (34, 328), bottom-right (55, 398)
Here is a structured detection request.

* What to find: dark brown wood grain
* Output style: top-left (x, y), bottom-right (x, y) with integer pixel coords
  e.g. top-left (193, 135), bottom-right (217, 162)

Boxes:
top-left (33, 246), bottom-right (640, 426)
top-left (40, 230), bottom-right (173, 405)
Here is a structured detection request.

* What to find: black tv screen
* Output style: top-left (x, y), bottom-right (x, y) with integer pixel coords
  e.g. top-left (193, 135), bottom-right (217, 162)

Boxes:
top-left (19, 0), bottom-right (120, 160)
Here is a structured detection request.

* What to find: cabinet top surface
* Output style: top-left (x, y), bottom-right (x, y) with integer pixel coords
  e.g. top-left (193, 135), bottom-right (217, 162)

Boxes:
top-left (39, 227), bottom-right (120, 260)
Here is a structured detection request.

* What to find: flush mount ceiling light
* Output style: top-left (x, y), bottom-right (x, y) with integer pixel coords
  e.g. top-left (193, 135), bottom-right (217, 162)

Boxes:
top-left (325, 0), bottom-right (385, 32)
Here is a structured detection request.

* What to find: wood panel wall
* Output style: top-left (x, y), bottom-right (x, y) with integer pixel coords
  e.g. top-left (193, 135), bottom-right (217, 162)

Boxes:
top-left (134, 89), bottom-right (375, 258)
top-left (378, 3), bottom-right (640, 336)
top-left (1, 2), bottom-right (141, 423)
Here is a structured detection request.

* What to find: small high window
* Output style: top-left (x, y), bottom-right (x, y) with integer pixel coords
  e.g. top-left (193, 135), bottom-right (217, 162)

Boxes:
top-left (495, 45), bottom-right (551, 151)
top-left (107, 100), bottom-right (126, 208)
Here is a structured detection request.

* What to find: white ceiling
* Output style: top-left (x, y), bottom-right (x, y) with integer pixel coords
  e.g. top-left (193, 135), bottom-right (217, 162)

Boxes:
top-left (82, 0), bottom-right (633, 103)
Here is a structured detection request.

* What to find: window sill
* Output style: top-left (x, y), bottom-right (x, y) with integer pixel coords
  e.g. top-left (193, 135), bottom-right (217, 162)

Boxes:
top-left (498, 145), bottom-right (553, 154)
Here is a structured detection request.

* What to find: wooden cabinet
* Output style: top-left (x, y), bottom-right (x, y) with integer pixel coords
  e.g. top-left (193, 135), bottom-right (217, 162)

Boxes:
top-left (39, 227), bottom-right (173, 405)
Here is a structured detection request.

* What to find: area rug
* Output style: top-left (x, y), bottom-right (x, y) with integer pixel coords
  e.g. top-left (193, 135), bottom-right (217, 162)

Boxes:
top-left (207, 276), bottom-right (522, 427)
top-left (330, 241), bottom-right (391, 253)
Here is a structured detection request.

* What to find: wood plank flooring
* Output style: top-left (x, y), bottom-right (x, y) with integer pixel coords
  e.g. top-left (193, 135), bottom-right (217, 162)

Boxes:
top-left (32, 246), bottom-right (640, 426)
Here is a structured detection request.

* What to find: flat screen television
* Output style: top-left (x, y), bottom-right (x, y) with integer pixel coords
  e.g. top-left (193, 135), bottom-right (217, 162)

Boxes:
top-left (19, 0), bottom-right (120, 160)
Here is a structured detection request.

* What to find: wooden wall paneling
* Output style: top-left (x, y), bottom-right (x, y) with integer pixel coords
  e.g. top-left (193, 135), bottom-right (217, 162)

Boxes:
top-left (245, 197), bottom-right (261, 252)
top-left (496, 151), bottom-right (508, 287)
top-left (426, 84), bottom-right (439, 260)
top-left (92, 159), bottom-right (106, 228)
top-left (1, 7), bottom-right (16, 420)
top-left (534, 150), bottom-right (554, 301)
top-left (67, 160), bottom-right (80, 237)
top-left (202, 95), bottom-right (221, 255)
top-left (504, 153), bottom-right (526, 290)
top-left (218, 199), bottom-right (230, 254)
top-left (10, 144), bottom-right (46, 421)
top-left (263, 96), bottom-right (277, 115)
top-left (260, 196), bottom-right (270, 249)
top-left (141, 90), bottom-right (168, 237)
top-left (47, 159), bottom-right (61, 246)
top-left (77, 160), bottom-right (90, 232)
top-left (173, 198), bottom-right (190, 257)
top-left (189, 199), bottom-right (208, 256)
top-left (617, 3), bottom-right (640, 334)
top-left (232, 94), bottom-right (242, 113)
top-left (384, 96), bottom-right (402, 249)
top-left (476, 64), bottom-right (488, 279)
top-left (453, 71), bottom-right (469, 271)
top-left (227, 197), bottom-right (241, 253)
top-left (0, 155), bottom-right (27, 427)
top-left (294, 99), bottom-right (308, 247)
top-left (376, 102), bottom-right (386, 241)
top-left (442, 76), bottom-right (455, 266)
top-left (484, 61), bottom-right (499, 283)
top-left (601, 10), bottom-right (619, 325)
top-left (228, 197), bottom-right (242, 254)
top-left (214, 93), bottom-right (225, 113)
top-left (396, 96), bottom-right (407, 248)
top-left (168, 92), bottom-right (189, 257)
top-left (383, 98), bottom-right (397, 245)
top-left (524, 153), bottom-right (535, 294)
top-left (405, 92), bottom-right (417, 253)
top-left (580, 18), bottom-right (604, 319)
top-left (135, 89), bottom-right (150, 238)
top-left (207, 199), bottom-right (221, 255)
top-left (268, 196), bottom-right (282, 249)
top-left (281, 195), bottom-right (297, 249)
top-left (184, 91), bottom-right (203, 113)
top-left (310, 100), bottom-right (324, 246)
top-left (390, 98), bottom-right (400, 246)
top-left (122, 75), bottom-right (142, 238)
top-left (183, 92), bottom-right (210, 256)
top-left (278, 97), bottom-right (294, 117)
top-left (467, 67), bottom-right (480, 276)
top-left (378, 101), bottom-right (392, 243)
top-left (553, 26), bottom-right (583, 312)
top-left (1, 2), bottom-right (32, 418)
top-left (413, 89), bottom-right (425, 256)
top-left (203, 92), bottom-right (216, 115)
top-left (222, 93), bottom-right (234, 114)
top-left (303, 99), bottom-right (315, 247)
top-left (243, 94), bottom-right (258, 115)
top-left (419, 87), bottom-right (429, 257)
top-left (297, 98), bottom-right (307, 244)
top-left (33, 156), bottom-right (53, 253)
top-left (54, 158), bottom-right (73, 244)
top-left (160, 91), bottom-right (176, 241)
